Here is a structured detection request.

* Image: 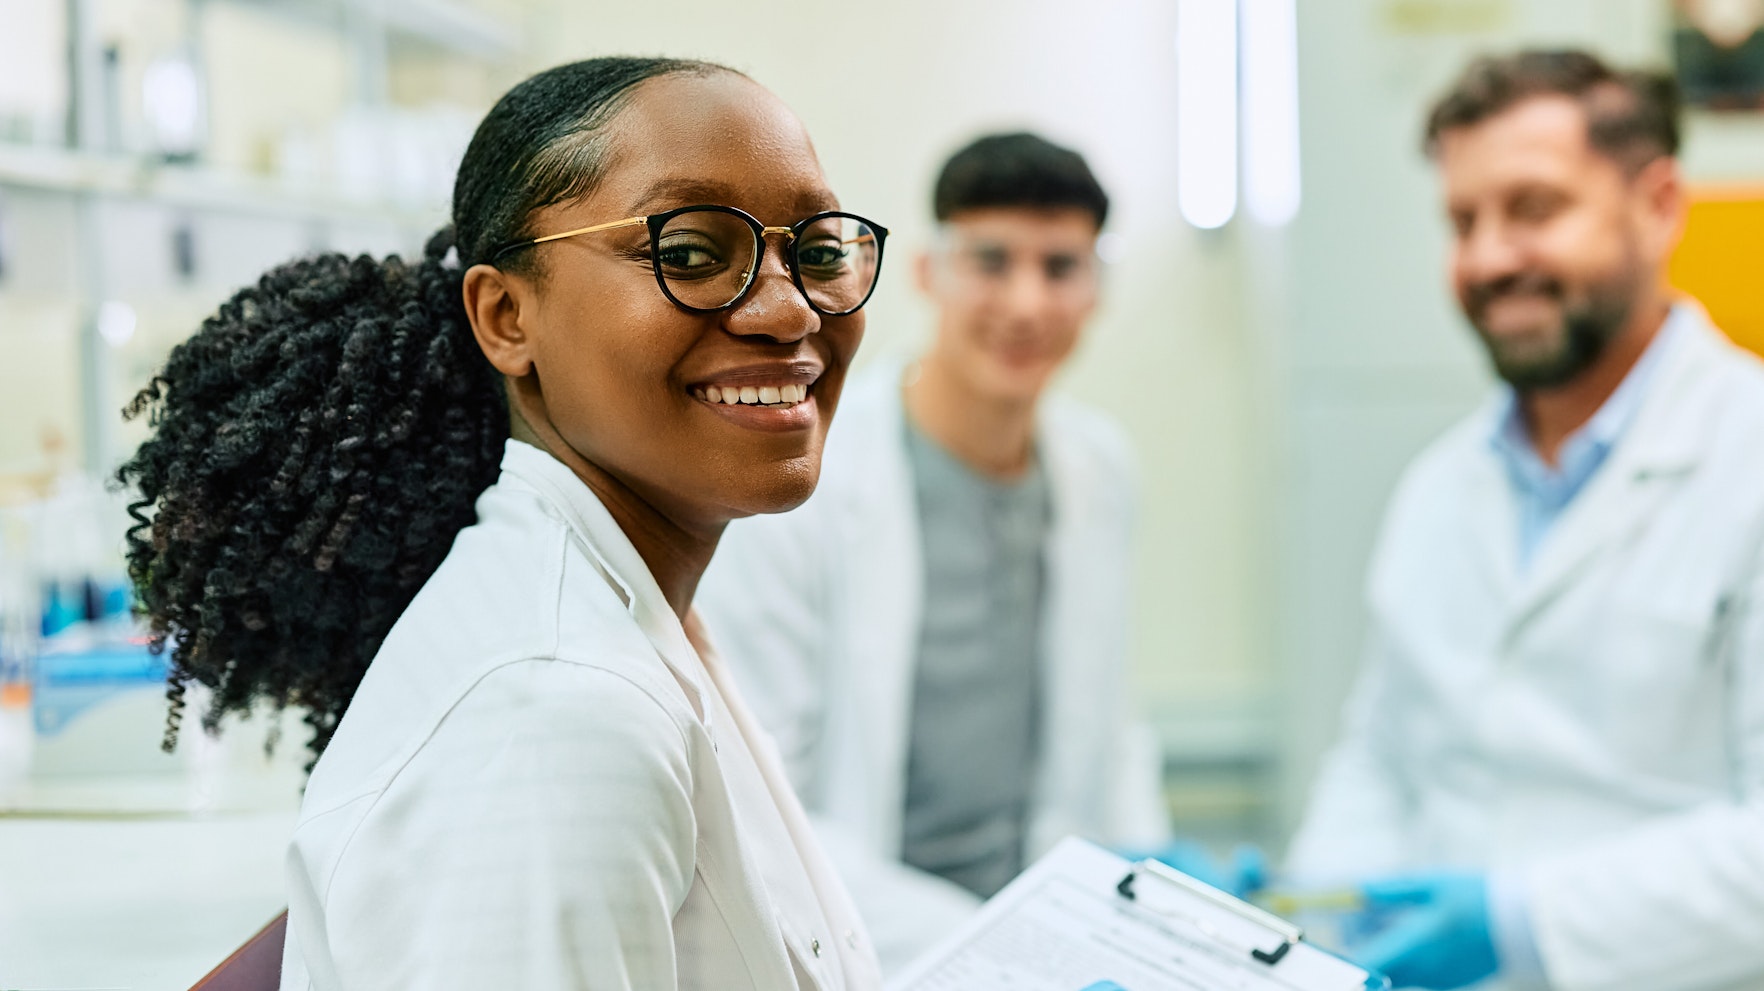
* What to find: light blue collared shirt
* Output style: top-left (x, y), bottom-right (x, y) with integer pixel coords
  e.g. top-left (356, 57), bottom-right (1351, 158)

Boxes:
top-left (1488, 308), bottom-right (1685, 569)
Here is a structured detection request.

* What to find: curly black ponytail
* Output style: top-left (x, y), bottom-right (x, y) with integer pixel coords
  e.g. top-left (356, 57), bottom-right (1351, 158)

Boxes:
top-left (120, 229), bottom-right (503, 756)
top-left (117, 57), bottom-right (732, 759)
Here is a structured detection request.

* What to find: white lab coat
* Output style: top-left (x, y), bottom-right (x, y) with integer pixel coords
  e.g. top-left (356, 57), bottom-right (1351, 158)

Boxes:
top-left (698, 364), bottom-right (1170, 972)
top-left (280, 440), bottom-right (882, 991)
top-left (1288, 305), bottom-right (1764, 991)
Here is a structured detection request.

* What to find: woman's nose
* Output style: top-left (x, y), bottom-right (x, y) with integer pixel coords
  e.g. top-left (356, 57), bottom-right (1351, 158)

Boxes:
top-left (724, 239), bottom-right (818, 343)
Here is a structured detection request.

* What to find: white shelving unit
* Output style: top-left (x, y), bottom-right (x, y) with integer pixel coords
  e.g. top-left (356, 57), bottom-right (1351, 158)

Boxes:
top-left (0, 145), bottom-right (445, 477)
top-left (0, 143), bottom-right (444, 227)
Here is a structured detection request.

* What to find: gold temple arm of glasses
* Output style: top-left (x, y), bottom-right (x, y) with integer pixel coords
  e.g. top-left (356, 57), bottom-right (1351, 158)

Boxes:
top-left (527, 215), bottom-right (648, 247)
top-left (524, 218), bottom-right (876, 254)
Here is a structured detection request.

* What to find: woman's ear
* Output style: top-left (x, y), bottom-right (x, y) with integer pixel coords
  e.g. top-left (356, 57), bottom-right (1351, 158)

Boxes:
top-left (463, 263), bottom-right (538, 377)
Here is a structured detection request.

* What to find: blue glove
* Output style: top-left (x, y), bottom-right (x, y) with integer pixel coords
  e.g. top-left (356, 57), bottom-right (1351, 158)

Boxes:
top-left (1347, 872), bottom-right (1497, 990)
top-left (1120, 840), bottom-right (1268, 898)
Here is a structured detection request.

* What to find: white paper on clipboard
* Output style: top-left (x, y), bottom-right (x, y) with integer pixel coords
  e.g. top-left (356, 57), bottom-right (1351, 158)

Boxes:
top-left (888, 837), bottom-right (1379, 991)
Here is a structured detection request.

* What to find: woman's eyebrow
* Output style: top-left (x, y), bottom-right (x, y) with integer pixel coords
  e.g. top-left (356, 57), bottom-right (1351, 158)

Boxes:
top-left (630, 177), bottom-right (841, 218)
top-left (796, 190), bottom-right (841, 215)
top-left (632, 177), bottom-right (738, 211)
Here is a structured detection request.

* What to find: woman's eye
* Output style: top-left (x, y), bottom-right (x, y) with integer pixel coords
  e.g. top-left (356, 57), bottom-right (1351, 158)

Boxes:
top-left (797, 241), bottom-right (848, 274)
top-left (656, 239), bottom-right (725, 274)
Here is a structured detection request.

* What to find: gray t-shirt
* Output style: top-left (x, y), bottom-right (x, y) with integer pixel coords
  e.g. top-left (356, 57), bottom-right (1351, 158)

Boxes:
top-left (898, 418), bottom-right (1051, 899)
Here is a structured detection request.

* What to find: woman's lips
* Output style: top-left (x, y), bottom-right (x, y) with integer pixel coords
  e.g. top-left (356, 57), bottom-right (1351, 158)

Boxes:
top-left (687, 359), bottom-right (824, 433)
top-left (693, 387), bottom-right (820, 433)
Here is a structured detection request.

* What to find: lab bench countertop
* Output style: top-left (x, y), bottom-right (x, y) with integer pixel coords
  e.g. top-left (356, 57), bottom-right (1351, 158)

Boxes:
top-left (0, 807), bottom-right (295, 991)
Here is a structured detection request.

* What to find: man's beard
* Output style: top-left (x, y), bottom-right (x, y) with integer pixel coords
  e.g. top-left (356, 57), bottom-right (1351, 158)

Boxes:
top-left (1463, 265), bottom-right (1638, 390)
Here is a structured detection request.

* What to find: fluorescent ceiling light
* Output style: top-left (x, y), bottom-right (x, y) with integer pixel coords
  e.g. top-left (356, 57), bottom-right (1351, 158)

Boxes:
top-left (142, 56), bottom-right (202, 156)
top-left (1177, 0), bottom-right (1239, 230)
top-left (98, 301), bottom-right (137, 348)
top-left (1242, 0), bottom-right (1301, 226)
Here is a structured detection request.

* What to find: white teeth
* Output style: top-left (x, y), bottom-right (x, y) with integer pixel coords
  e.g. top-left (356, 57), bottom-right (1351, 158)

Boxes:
top-left (700, 383), bottom-right (813, 406)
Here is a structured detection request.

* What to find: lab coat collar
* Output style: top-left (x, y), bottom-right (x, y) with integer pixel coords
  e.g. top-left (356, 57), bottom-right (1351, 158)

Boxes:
top-left (1504, 303), bottom-right (1725, 623)
top-left (1612, 302), bottom-right (1723, 472)
top-left (498, 439), bottom-right (708, 716)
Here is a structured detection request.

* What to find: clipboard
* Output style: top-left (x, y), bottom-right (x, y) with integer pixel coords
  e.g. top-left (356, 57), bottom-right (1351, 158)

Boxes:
top-left (888, 837), bottom-right (1389, 991)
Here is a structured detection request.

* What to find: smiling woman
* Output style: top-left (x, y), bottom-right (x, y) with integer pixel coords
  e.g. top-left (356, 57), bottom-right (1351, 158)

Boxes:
top-left (115, 57), bottom-right (886, 991)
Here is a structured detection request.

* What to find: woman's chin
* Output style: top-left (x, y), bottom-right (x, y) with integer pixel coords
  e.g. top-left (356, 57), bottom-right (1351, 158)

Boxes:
top-left (722, 461), bottom-right (822, 519)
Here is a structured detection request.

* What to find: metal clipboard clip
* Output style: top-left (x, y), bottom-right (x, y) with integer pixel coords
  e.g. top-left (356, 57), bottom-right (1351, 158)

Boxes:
top-left (1115, 857), bottom-right (1303, 966)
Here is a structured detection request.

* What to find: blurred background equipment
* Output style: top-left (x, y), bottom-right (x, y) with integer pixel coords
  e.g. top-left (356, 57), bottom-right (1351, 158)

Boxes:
top-left (1674, 0), bottom-right (1764, 107)
top-left (0, 2), bottom-right (511, 987)
top-left (1669, 0), bottom-right (1764, 358)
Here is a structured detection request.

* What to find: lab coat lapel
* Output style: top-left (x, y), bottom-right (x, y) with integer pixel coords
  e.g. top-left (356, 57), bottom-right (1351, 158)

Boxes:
top-left (825, 368), bottom-right (922, 855)
top-left (506, 444), bottom-right (829, 989)
top-left (1507, 318), bottom-right (1716, 632)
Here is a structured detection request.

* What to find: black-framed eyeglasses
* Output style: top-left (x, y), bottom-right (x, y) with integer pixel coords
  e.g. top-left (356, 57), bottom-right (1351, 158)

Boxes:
top-left (488, 205), bottom-right (888, 317)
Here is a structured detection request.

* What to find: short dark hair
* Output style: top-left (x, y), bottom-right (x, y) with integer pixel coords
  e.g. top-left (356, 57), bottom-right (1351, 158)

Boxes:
top-left (1423, 49), bottom-right (1681, 171)
top-left (933, 131), bottom-right (1109, 229)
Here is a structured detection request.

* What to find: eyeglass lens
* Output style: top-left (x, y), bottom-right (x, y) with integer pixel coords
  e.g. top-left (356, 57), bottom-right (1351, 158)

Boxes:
top-left (654, 209), bottom-right (881, 314)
